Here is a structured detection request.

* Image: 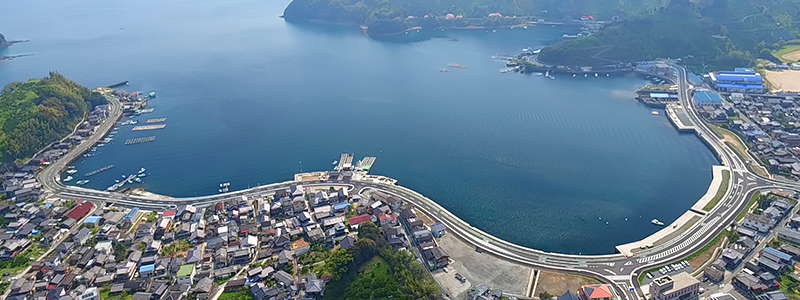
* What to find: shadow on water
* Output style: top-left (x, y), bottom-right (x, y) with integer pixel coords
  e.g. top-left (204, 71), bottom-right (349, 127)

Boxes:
top-left (283, 19), bottom-right (363, 37)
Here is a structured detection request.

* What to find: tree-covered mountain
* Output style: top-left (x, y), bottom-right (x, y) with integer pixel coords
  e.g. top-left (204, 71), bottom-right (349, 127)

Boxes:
top-left (283, 0), bottom-right (669, 35)
top-left (0, 72), bottom-right (106, 163)
top-left (538, 0), bottom-right (800, 69)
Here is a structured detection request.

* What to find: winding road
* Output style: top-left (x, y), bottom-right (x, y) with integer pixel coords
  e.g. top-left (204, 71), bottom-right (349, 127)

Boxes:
top-left (35, 66), bottom-right (800, 300)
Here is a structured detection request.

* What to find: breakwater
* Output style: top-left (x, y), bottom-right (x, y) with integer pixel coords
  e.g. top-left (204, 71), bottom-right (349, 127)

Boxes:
top-left (84, 165), bottom-right (115, 177)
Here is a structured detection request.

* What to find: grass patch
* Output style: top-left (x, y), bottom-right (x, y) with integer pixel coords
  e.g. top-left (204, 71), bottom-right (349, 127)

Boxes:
top-left (685, 230), bottom-right (728, 262)
top-left (737, 193), bottom-right (761, 222)
top-left (0, 242), bottom-right (45, 277)
top-left (218, 287), bottom-right (254, 300)
top-left (99, 287), bottom-right (134, 300)
top-left (774, 45), bottom-right (800, 63)
top-left (710, 124), bottom-right (771, 178)
top-left (703, 170), bottom-right (731, 211)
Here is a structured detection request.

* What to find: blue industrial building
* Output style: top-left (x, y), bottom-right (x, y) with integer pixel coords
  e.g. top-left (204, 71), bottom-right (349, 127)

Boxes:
top-left (693, 91), bottom-right (724, 107)
top-left (708, 69), bottom-right (764, 93)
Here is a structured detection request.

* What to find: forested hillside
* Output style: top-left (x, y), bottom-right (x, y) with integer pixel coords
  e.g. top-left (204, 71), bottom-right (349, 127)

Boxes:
top-left (283, 0), bottom-right (669, 35)
top-left (539, 0), bottom-right (800, 68)
top-left (0, 72), bottom-right (106, 163)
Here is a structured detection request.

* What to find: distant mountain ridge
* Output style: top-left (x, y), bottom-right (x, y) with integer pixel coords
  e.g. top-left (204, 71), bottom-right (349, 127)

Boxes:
top-left (538, 0), bottom-right (800, 69)
top-left (282, 0), bottom-right (670, 35)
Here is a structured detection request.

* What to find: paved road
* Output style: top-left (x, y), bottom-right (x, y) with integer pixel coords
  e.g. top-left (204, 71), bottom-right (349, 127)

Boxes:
top-left (34, 65), bottom-right (800, 300)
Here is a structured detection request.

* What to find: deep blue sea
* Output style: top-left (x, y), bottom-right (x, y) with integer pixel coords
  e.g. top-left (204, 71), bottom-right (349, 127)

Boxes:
top-left (0, 0), bottom-right (719, 254)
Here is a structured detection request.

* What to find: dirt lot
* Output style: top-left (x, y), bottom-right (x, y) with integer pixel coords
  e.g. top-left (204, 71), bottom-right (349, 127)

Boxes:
top-left (765, 70), bottom-right (800, 92)
top-left (687, 236), bottom-right (725, 268)
top-left (534, 271), bottom-right (601, 298)
top-left (781, 49), bottom-right (800, 63)
top-left (436, 232), bottom-right (532, 298)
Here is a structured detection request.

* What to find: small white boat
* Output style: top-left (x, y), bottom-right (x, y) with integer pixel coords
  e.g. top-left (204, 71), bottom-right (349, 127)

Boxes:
top-left (66, 169), bottom-right (78, 174)
top-left (63, 176), bottom-right (73, 182)
top-left (121, 175), bottom-right (127, 179)
top-left (652, 111), bottom-right (660, 115)
top-left (492, 29), bottom-right (497, 32)
top-left (139, 168), bottom-right (146, 174)
top-left (332, 160), bottom-right (338, 165)
top-left (138, 173), bottom-right (146, 178)
top-left (584, 74), bottom-right (588, 78)
top-left (134, 177), bottom-right (142, 183)
top-left (115, 180), bottom-right (120, 183)
top-left (594, 73), bottom-right (598, 78)
top-left (573, 74), bottom-right (576, 78)
top-left (651, 219), bottom-right (665, 226)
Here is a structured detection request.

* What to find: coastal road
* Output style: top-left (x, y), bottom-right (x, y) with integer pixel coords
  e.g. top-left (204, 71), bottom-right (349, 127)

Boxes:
top-left (33, 66), bottom-right (800, 300)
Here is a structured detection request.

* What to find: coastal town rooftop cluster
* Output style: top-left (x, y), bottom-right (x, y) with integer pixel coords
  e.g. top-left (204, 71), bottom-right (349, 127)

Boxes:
top-left (3, 181), bottom-right (457, 300)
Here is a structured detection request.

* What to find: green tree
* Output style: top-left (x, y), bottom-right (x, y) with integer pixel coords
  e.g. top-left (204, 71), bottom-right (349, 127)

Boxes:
top-left (324, 249), bottom-right (354, 280)
top-left (113, 242), bottom-right (129, 262)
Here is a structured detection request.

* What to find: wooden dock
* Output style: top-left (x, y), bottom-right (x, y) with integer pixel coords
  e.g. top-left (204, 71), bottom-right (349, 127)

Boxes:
top-left (145, 118), bottom-right (166, 124)
top-left (85, 165), bottom-right (115, 177)
top-left (125, 136), bottom-right (156, 145)
top-left (132, 124), bottom-right (166, 131)
top-left (355, 157), bottom-right (377, 171)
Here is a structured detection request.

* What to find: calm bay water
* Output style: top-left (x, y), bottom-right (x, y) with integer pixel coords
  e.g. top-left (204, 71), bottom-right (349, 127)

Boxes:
top-left (0, 0), bottom-right (718, 254)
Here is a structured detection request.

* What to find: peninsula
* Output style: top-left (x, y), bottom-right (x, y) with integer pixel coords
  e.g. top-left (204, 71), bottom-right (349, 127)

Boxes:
top-left (0, 73), bottom-right (107, 164)
top-left (0, 33), bottom-right (28, 49)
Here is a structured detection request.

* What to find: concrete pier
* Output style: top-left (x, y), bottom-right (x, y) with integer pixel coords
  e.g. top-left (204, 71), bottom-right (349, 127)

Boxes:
top-left (665, 103), bottom-right (695, 132)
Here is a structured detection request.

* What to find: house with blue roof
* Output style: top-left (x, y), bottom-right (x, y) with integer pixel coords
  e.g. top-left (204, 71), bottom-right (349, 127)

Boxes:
top-left (83, 215), bottom-right (102, 227)
top-left (763, 247), bottom-right (792, 265)
top-left (139, 264), bottom-right (155, 278)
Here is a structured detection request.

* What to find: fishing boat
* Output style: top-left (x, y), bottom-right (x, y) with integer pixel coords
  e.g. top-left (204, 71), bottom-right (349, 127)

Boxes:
top-left (651, 219), bottom-right (665, 226)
